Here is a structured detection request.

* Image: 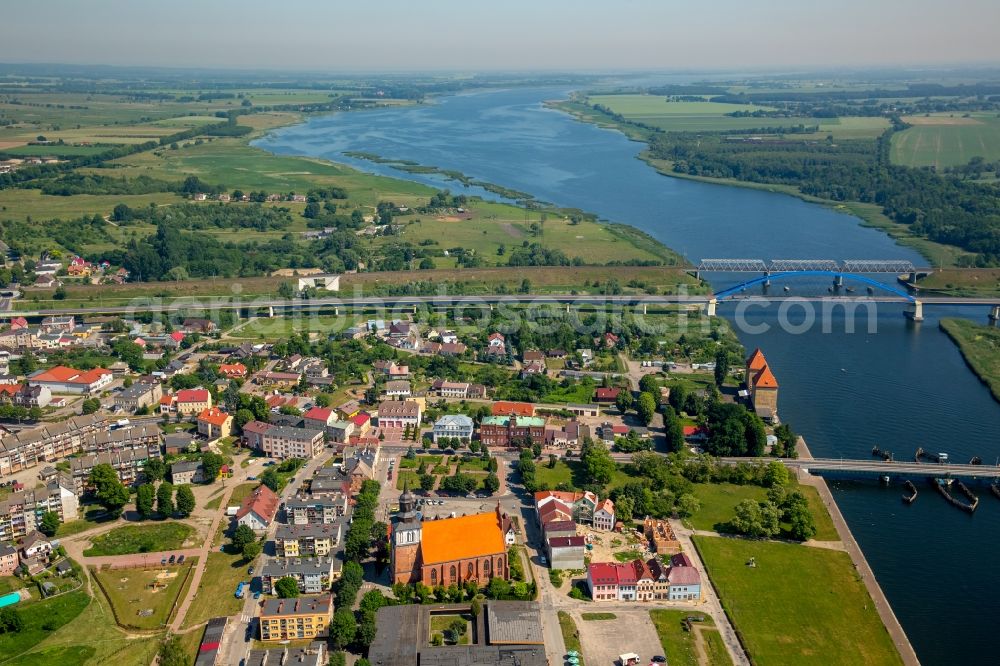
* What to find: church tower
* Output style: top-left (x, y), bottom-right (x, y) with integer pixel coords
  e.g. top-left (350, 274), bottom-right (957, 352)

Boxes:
top-left (391, 482), bottom-right (422, 583)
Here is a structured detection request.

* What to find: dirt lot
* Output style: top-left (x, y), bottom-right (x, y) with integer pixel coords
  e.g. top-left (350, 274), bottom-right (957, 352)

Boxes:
top-left (572, 608), bottom-right (664, 666)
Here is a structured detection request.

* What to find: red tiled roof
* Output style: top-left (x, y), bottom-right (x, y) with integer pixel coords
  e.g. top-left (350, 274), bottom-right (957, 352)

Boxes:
top-left (588, 562), bottom-right (619, 586)
top-left (754, 365), bottom-right (778, 389)
top-left (548, 535), bottom-right (586, 548)
top-left (351, 413), bottom-right (370, 426)
top-left (242, 420), bottom-right (272, 435)
top-left (594, 387), bottom-right (620, 401)
top-left (746, 347), bottom-right (768, 372)
top-left (176, 389), bottom-right (209, 403)
top-left (236, 485), bottom-right (279, 523)
top-left (32, 365), bottom-right (110, 384)
top-left (197, 407), bottom-right (231, 427)
top-left (492, 401), bottom-right (534, 417)
top-left (303, 407), bottom-right (333, 422)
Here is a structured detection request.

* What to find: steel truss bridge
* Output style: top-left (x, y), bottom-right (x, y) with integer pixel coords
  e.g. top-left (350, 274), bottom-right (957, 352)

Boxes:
top-left (697, 259), bottom-right (919, 274)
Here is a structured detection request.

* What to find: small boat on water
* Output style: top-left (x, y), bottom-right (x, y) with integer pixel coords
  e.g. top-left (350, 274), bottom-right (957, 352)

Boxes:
top-left (845, 287), bottom-right (856, 293)
top-left (867, 286), bottom-right (875, 294)
top-left (783, 285), bottom-right (790, 292)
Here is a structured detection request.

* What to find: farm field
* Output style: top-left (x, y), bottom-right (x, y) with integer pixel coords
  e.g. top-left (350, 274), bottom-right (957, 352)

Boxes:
top-left (82, 523), bottom-right (197, 557)
top-left (891, 113), bottom-right (1000, 168)
top-left (584, 94), bottom-right (888, 137)
top-left (694, 536), bottom-right (902, 666)
top-left (92, 560), bottom-right (197, 630)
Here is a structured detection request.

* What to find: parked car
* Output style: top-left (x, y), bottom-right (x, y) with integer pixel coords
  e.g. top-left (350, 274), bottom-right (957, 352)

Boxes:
top-left (652, 657), bottom-right (667, 664)
top-left (168, 554), bottom-right (176, 564)
top-left (161, 557), bottom-right (167, 565)
top-left (177, 555), bottom-right (185, 564)
top-left (248, 566), bottom-right (255, 576)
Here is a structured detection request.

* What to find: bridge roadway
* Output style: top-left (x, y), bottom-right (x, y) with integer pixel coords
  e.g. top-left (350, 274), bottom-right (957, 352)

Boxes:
top-left (4, 292), bottom-right (1000, 318)
top-left (720, 456), bottom-right (1000, 481)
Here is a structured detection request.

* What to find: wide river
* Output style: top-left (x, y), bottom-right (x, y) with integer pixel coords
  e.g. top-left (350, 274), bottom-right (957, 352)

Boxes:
top-left (257, 87), bottom-right (1000, 665)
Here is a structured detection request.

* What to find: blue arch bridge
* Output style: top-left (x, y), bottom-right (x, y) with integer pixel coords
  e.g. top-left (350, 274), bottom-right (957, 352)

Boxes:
top-left (697, 259), bottom-right (929, 320)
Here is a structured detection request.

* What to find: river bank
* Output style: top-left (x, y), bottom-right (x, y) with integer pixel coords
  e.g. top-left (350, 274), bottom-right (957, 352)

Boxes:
top-left (548, 97), bottom-right (972, 268)
top-left (939, 318), bottom-right (1000, 403)
top-left (794, 438), bottom-right (919, 665)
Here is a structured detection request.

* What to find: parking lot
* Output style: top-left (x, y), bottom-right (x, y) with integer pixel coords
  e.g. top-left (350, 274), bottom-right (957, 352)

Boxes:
top-left (571, 609), bottom-right (664, 666)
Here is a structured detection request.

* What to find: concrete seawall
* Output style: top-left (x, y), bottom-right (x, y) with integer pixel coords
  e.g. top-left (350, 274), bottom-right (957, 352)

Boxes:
top-left (796, 437), bottom-right (921, 666)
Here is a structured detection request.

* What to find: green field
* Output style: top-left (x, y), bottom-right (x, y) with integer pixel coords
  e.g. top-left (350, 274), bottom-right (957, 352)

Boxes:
top-left (92, 561), bottom-right (196, 630)
top-left (181, 551), bottom-right (249, 629)
top-left (891, 114), bottom-right (1000, 168)
top-left (0, 590), bottom-right (91, 662)
top-left (694, 536), bottom-right (902, 666)
top-left (83, 523), bottom-right (197, 557)
top-left (585, 95), bottom-right (885, 136)
top-left (940, 318), bottom-right (1000, 403)
top-left (649, 609), bottom-right (731, 666)
top-left (689, 482), bottom-right (839, 541)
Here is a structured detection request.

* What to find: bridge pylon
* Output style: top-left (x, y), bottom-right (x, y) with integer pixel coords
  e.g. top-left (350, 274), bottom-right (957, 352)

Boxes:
top-left (905, 300), bottom-right (923, 322)
top-left (706, 298), bottom-right (718, 317)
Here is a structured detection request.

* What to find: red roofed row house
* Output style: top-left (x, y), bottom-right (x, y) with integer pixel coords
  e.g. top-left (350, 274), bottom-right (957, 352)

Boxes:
top-left (197, 407), bottom-right (233, 439)
top-left (587, 553), bottom-right (701, 602)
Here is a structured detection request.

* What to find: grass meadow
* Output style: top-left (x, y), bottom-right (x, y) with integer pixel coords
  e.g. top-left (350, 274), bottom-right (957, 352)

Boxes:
top-left (891, 113), bottom-right (1000, 168)
top-left (694, 536), bottom-right (902, 666)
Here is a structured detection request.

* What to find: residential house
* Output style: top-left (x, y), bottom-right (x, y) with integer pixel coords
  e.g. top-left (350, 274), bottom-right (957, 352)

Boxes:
top-left (258, 596), bottom-right (333, 642)
top-left (485, 332), bottom-right (506, 357)
top-left (114, 382), bottom-right (162, 413)
top-left (175, 388), bottom-right (212, 415)
top-left (261, 426), bottom-right (324, 460)
top-left (241, 420), bottom-right (273, 449)
top-left (432, 380), bottom-right (485, 399)
top-left (594, 387), bottom-right (621, 403)
top-left (0, 476), bottom-right (79, 542)
top-left (593, 498), bottom-right (616, 531)
top-left (260, 558), bottom-right (337, 595)
top-left (171, 460), bottom-right (204, 485)
top-left (431, 414), bottom-right (474, 442)
top-left (535, 490), bottom-right (598, 525)
top-left (0, 544), bottom-right (18, 576)
top-left (218, 363), bottom-right (247, 378)
top-left (197, 407), bottom-right (233, 439)
top-left (236, 485), bottom-right (280, 533)
top-left (285, 494), bottom-right (348, 525)
top-left (302, 407), bottom-right (336, 431)
top-left (383, 380), bottom-right (411, 399)
top-left (163, 432), bottom-right (197, 455)
top-left (69, 446), bottom-right (158, 494)
top-left (256, 371), bottom-right (301, 389)
top-left (0, 383), bottom-right (52, 409)
top-left (586, 556), bottom-right (700, 602)
top-left (326, 420), bottom-right (354, 444)
top-left (275, 523), bottom-right (341, 557)
top-left (182, 318), bottom-right (216, 334)
top-left (373, 360), bottom-right (409, 379)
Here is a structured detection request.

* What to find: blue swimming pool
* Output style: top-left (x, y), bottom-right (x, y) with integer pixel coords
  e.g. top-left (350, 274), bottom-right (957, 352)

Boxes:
top-left (0, 592), bottom-right (21, 608)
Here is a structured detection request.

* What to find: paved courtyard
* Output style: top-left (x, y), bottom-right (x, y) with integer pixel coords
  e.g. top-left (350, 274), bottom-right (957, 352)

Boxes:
top-left (571, 608), bottom-right (664, 666)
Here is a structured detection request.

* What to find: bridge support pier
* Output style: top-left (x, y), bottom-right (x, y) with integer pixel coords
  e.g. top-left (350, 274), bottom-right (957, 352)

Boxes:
top-left (989, 305), bottom-right (1000, 322)
top-left (763, 270), bottom-right (770, 288)
top-left (905, 300), bottom-right (924, 322)
top-left (706, 298), bottom-right (717, 317)
top-left (642, 304), bottom-right (647, 315)
top-left (267, 306), bottom-right (274, 318)
top-left (833, 274), bottom-right (844, 288)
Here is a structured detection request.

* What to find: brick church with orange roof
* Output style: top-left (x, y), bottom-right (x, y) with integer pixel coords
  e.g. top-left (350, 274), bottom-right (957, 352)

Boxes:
top-left (391, 485), bottom-right (511, 586)
top-left (745, 348), bottom-right (779, 422)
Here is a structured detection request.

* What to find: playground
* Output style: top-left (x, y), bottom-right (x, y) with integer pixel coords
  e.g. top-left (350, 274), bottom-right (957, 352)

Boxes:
top-left (91, 560), bottom-right (197, 631)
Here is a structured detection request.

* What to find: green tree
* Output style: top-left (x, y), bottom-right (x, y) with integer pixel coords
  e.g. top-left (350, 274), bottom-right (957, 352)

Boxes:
top-left (676, 493), bottom-right (701, 518)
top-left (615, 495), bottom-right (635, 523)
top-left (175, 484), bottom-right (195, 517)
top-left (330, 608), bottom-right (356, 650)
top-left (419, 473), bottom-right (435, 492)
top-left (200, 452), bottom-right (224, 483)
top-left (0, 607), bottom-right (23, 634)
top-left (231, 524), bottom-right (256, 552)
top-left (638, 374), bottom-right (659, 394)
top-left (243, 540), bottom-right (262, 562)
top-left (39, 510), bottom-right (60, 537)
top-left (470, 596), bottom-right (481, 617)
top-left (157, 635), bottom-right (187, 666)
top-left (662, 405), bottom-right (685, 453)
top-left (636, 392), bottom-right (656, 426)
top-left (143, 457), bottom-right (166, 482)
top-left (81, 397), bottom-right (101, 414)
top-left (483, 473), bottom-right (500, 495)
top-left (136, 483), bottom-right (155, 519)
top-left (275, 576), bottom-right (300, 598)
top-left (763, 460), bottom-right (790, 488)
top-left (714, 349), bottom-right (730, 386)
top-left (89, 463), bottom-right (130, 517)
top-left (260, 468), bottom-right (280, 492)
top-left (156, 481), bottom-right (174, 516)
top-left (731, 499), bottom-right (781, 538)
top-left (582, 440), bottom-right (615, 487)
top-left (615, 390), bottom-right (634, 413)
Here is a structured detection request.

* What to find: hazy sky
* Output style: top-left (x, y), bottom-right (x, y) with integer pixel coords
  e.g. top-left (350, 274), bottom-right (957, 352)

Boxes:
top-left (2, 0), bottom-right (998, 71)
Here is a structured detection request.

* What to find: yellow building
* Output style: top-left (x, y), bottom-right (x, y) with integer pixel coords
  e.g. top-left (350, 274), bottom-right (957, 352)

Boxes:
top-left (259, 596), bottom-right (332, 642)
